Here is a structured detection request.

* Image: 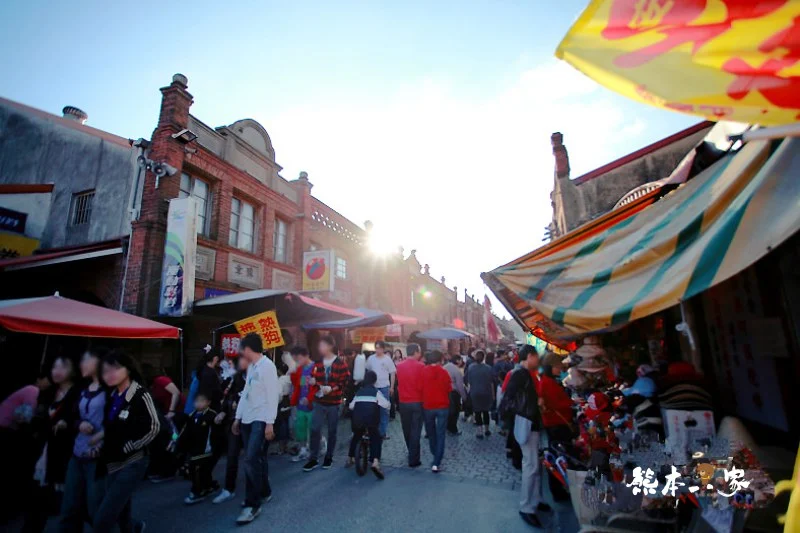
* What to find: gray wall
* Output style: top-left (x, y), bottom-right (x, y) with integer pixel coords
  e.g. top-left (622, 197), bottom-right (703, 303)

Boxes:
top-left (0, 100), bottom-right (139, 249)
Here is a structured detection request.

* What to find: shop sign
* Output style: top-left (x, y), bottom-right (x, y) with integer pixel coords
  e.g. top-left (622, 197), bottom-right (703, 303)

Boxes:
top-left (0, 206), bottom-right (26, 234)
top-left (385, 324), bottom-right (401, 337)
top-left (203, 288), bottom-right (233, 300)
top-left (351, 327), bottom-right (385, 344)
top-left (220, 334), bottom-right (240, 357)
top-left (158, 197), bottom-right (198, 317)
top-left (234, 310), bottom-right (285, 350)
top-left (302, 250), bottom-right (334, 292)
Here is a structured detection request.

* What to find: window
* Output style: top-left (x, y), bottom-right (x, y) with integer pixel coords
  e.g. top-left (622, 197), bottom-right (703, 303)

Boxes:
top-left (179, 173), bottom-right (211, 235)
top-left (335, 256), bottom-right (347, 279)
top-left (71, 190), bottom-right (95, 226)
top-left (229, 198), bottom-right (255, 252)
top-left (273, 218), bottom-right (288, 263)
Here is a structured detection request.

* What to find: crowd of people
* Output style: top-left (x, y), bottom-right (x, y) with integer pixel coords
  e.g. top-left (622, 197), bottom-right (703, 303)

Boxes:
top-left (0, 334), bottom-right (570, 530)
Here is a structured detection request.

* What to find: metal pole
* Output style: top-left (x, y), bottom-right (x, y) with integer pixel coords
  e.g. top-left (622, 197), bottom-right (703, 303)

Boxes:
top-left (179, 330), bottom-right (185, 390)
top-left (39, 335), bottom-right (49, 372)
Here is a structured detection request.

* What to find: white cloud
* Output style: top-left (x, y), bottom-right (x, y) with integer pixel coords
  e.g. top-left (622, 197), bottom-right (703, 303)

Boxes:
top-left (269, 60), bottom-right (647, 317)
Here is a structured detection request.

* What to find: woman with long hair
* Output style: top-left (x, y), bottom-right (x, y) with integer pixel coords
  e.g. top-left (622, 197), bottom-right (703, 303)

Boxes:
top-left (93, 350), bottom-right (160, 533)
top-left (23, 355), bottom-right (80, 533)
top-left (59, 347), bottom-right (108, 532)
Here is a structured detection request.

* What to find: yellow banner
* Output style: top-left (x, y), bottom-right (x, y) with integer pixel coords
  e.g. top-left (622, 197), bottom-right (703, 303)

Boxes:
top-left (556, 0), bottom-right (800, 125)
top-left (351, 327), bottom-right (386, 344)
top-left (0, 232), bottom-right (39, 259)
top-left (234, 310), bottom-right (285, 350)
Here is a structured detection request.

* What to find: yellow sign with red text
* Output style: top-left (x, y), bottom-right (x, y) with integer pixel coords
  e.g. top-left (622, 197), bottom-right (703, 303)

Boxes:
top-left (350, 327), bottom-right (386, 344)
top-left (556, 0), bottom-right (800, 125)
top-left (234, 310), bottom-right (285, 350)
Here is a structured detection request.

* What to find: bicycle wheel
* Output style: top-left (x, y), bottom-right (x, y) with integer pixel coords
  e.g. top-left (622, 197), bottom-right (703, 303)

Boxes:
top-left (355, 437), bottom-right (369, 477)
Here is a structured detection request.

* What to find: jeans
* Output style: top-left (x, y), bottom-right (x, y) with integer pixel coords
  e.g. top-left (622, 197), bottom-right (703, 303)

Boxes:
top-left (423, 408), bottom-right (448, 467)
top-left (348, 425), bottom-right (382, 461)
top-left (240, 421), bottom-right (271, 508)
top-left (59, 457), bottom-right (104, 533)
top-left (377, 386), bottom-right (390, 436)
top-left (310, 403), bottom-right (339, 461)
top-left (398, 402), bottom-right (423, 464)
top-left (223, 424), bottom-right (242, 492)
top-left (93, 458), bottom-right (147, 533)
top-left (447, 392), bottom-right (461, 434)
top-left (517, 428), bottom-right (543, 513)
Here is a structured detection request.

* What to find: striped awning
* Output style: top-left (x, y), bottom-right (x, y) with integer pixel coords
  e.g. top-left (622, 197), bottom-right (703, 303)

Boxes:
top-left (483, 137), bottom-right (800, 344)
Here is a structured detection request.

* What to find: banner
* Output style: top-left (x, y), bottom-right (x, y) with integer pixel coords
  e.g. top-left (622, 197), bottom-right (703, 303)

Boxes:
top-left (234, 310), bottom-right (285, 350)
top-left (220, 334), bottom-right (241, 358)
top-left (385, 323), bottom-right (402, 337)
top-left (158, 197), bottom-right (198, 316)
top-left (0, 188), bottom-right (53, 259)
top-left (556, 0), bottom-right (800, 125)
top-left (351, 327), bottom-right (386, 344)
top-left (302, 250), bottom-right (334, 292)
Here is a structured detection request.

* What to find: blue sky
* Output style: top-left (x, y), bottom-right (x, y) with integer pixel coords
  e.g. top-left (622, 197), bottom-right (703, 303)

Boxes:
top-left (0, 1), bottom-right (698, 317)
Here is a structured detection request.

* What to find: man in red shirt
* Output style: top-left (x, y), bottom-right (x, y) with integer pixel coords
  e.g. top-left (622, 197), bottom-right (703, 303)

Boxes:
top-left (395, 343), bottom-right (425, 467)
top-left (421, 350), bottom-right (452, 473)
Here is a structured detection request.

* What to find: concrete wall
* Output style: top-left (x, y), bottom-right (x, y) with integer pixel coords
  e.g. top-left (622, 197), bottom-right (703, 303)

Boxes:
top-left (576, 128), bottom-right (710, 223)
top-left (0, 99), bottom-right (139, 249)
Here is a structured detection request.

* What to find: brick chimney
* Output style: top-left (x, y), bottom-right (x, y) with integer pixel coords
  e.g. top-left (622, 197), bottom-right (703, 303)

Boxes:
top-left (551, 132), bottom-right (570, 179)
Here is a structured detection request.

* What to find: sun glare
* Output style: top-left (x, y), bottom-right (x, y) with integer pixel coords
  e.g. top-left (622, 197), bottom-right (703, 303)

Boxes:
top-left (368, 225), bottom-right (396, 256)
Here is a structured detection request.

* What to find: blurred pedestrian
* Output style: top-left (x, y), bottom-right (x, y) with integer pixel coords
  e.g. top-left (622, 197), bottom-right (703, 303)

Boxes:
top-left (395, 343), bottom-right (424, 467)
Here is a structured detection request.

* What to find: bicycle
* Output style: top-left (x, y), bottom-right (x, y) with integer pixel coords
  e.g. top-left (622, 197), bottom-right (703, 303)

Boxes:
top-left (354, 431), bottom-right (370, 477)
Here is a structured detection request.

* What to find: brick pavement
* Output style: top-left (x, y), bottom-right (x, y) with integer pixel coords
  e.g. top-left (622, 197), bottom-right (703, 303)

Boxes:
top-left (328, 412), bottom-right (522, 490)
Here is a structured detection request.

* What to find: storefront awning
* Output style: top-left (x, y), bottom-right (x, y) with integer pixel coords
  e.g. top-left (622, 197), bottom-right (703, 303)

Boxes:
top-left (483, 137), bottom-right (800, 343)
top-left (0, 294), bottom-right (181, 339)
top-left (302, 307), bottom-right (417, 330)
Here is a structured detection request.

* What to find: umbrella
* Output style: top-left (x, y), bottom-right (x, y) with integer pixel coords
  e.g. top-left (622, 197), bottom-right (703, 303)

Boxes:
top-left (417, 327), bottom-right (474, 340)
top-left (193, 289), bottom-right (362, 327)
top-left (302, 307), bottom-right (417, 330)
top-left (0, 295), bottom-right (180, 339)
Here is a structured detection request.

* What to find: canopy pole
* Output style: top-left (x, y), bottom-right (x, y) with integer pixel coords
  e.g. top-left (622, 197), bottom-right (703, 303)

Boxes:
top-left (179, 330), bottom-right (185, 390)
top-left (39, 335), bottom-right (49, 372)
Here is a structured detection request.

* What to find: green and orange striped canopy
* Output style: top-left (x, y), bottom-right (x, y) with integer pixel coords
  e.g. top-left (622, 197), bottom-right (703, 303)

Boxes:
top-left (483, 137), bottom-right (800, 345)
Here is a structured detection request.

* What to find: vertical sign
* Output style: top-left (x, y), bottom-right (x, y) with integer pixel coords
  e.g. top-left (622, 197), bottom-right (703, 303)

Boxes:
top-left (302, 250), bottom-right (334, 292)
top-left (159, 197), bottom-right (198, 316)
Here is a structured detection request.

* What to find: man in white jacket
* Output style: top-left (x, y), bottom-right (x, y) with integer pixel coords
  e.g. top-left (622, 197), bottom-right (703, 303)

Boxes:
top-left (232, 333), bottom-right (279, 525)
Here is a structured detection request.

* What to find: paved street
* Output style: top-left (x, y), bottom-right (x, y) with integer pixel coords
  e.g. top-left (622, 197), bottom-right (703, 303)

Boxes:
top-left (40, 415), bottom-right (579, 532)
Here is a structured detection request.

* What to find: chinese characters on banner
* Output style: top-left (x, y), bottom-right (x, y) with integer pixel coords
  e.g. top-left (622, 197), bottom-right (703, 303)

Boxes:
top-left (220, 334), bottom-right (241, 358)
top-left (627, 465), bottom-right (753, 505)
top-left (351, 327), bottom-right (386, 344)
top-left (234, 310), bottom-right (285, 350)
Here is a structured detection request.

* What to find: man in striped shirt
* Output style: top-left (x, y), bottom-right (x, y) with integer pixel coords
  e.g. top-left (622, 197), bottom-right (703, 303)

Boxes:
top-left (303, 335), bottom-right (351, 471)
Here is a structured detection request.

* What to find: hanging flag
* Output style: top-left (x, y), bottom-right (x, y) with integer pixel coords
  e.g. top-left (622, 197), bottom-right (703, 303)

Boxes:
top-left (556, 0), bottom-right (800, 125)
top-left (483, 295), bottom-right (502, 344)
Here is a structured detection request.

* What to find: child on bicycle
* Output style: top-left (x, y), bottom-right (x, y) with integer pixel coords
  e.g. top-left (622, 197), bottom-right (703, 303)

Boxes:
top-left (346, 370), bottom-right (389, 479)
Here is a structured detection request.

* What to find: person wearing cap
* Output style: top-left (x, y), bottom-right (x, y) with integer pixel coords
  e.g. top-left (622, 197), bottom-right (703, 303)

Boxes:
top-left (504, 345), bottom-right (552, 528)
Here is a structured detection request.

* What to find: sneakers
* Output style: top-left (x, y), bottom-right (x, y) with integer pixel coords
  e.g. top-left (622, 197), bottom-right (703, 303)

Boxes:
top-left (431, 465), bottom-right (440, 473)
top-left (291, 447), bottom-right (310, 463)
top-left (519, 512), bottom-right (543, 528)
top-left (322, 457), bottom-right (333, 469)
top-left (484, 430), bottom-right (491, 437)
top-left (184, 492), bottom-right (206, 505)
top-left (236, 506), bottom-right (261, 525)
top-left (537, 503), bottom-right (553, 514)
top-left (213, 490), bottom-right (235, 504)
top-left (302, 459), bottom-right (319, 472)
top-left (371, 460), bottom-right (385, 480)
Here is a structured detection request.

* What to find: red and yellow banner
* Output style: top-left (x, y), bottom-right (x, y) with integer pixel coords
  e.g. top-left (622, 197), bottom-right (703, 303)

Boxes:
top-left (234, 310), bottom-right (285, 350)
top-left (556, 0), bottom-right (800, 125)
top-left (350, 327), bottom-right (386, 344)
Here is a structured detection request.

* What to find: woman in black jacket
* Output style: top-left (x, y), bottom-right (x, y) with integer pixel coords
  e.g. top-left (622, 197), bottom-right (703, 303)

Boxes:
top-left (93, 351), bottom-right (160, 533)
top-left (195, 349), bottom-right (222, 411)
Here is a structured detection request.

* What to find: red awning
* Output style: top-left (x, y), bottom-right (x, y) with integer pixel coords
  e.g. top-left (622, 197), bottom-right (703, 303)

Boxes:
top-left (0, 295), bottom-right (181, 339)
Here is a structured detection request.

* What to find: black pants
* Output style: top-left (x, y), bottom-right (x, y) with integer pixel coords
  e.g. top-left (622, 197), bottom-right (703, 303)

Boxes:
top-left (474, 411), bottom-right (490, 426)
top-left (223, 425), bottom-right (242, 492)
top-left (507, 427), bottom-right (522, 469)
top-left (447, 391), bottom-right (461, 434)
top-left (348, 425), bottom-right (382, 462)
top-left (188, 456), bottom-right (215, 494)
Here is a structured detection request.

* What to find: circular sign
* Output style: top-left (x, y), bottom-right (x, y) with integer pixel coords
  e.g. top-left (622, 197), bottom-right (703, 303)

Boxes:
top-left (306, 257), bottom-right (326, 280)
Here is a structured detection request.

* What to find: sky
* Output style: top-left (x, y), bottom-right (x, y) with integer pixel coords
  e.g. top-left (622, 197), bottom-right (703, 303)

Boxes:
top-left (0, 1), bottom-right (698, 318)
